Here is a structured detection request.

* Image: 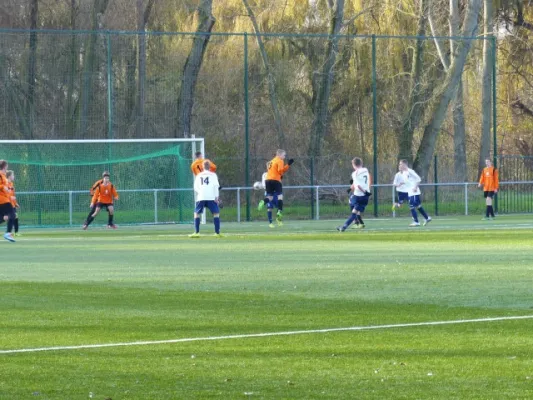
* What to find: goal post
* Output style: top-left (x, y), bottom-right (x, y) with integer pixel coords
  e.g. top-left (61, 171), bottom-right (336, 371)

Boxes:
top-left (0, 138), bottom-right (204, 227)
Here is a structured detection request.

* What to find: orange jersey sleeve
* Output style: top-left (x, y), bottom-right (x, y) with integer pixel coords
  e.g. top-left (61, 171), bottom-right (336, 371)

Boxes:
top-left (8, 182), bottom-right (18, 207)
top-left (90, 190), bottom-right (99, 206)
top-left (191, 159), bottom-right (217, 176)
top-left (0, 173), bottom-right (10, 204)
top-left (479, 167), bottom-right (499, 191)
top-left (266, 157), bottom-right (289, 182)
top-left (90, 179), bottom-right (103, 195)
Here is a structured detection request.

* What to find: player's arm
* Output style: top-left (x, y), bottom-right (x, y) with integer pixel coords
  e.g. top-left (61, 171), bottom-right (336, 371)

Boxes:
top-left (112, 186), bottom-right (119, 200)
top-left (213, 175), bottom-right (220, 200)
top-left (478, 171), bottom-right (485, 188)
top-left (494, 168), bottom-right (499, 192)
top-left (209, 160), bottom-right (217, 173)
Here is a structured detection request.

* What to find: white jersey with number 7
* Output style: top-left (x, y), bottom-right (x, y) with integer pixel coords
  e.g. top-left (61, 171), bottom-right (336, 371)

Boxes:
top-left (194, 171), bottom-right (220, 201)
top-left (352, 167), bottom-right (370, 196)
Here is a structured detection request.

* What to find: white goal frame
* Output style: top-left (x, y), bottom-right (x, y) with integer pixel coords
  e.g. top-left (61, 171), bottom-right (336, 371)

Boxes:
top-left (0, 138), bottom-right (205, 225)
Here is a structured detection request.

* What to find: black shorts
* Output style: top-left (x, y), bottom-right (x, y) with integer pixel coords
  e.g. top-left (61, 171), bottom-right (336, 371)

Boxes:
top-left (96, 202), bottom-right (114, 210)
top-left (484, 191), bottom-right (495, 199)
top-left (0, 202), bottom-right (15, 219)
top-left (265, 180), bottom-right (282, 196)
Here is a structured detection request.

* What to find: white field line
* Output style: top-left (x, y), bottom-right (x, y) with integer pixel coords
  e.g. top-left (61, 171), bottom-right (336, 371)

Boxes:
top-left (1, 315), bottom-right (532, 355)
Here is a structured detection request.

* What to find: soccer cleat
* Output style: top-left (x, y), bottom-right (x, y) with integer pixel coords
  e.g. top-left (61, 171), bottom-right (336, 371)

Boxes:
top-left (82, 224), bottom-right (88, 230)
top-left (276, 218), bottom-right (283, 226)
top-left (107, 224), bottom-right (117, 229)
top-left (3, 232), bottom-right (15, 242)
top-left (481, 217), bottom-right (490, 221)
top-left (269, 223), bottom-right (275, 228)
top-left (276, 210), bottom-right (283, 219)
top-left (257, 200), bottom-right (265, 211)
top-left (391, 203), bottom-right (397, 211)
top-left (213, 233), bottom-right (224, 238)
top-left (409, 222), bottom-right (420, 227)
top-left (356, 224), bottom-right (365, 229)
top-left (13, 232), bottom-right (21, 237)
top-left (336, 226), bottom-right (346, 232)
top-left (188, 232), bottom-right (200, 238)
top-left (423, 217), bottom-right (432, 226)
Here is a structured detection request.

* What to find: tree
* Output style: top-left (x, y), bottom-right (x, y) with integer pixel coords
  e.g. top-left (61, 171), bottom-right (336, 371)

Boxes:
top-left (175, 0), bottom-right (216, 138)
top-left (136, 0), bottom-right (155, 136)
top-left (478, 0), bottom-right (493, 172)
top-left (413, 0), bottom-right (483, 180)
top-left (26, 0), bottom-right (38, 139)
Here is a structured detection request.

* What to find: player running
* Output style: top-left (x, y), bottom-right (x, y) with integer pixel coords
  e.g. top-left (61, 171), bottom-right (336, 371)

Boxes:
top-left (392, 167), bottom-right (409, 211)
top-left (337, 157), bottom-right (371, 231)
top-left (398, 160), bottom-right (432, 227)
top-left (6, 170), bottom-right (20, 236)
top-left (189, 160), bottom-right (222, 238)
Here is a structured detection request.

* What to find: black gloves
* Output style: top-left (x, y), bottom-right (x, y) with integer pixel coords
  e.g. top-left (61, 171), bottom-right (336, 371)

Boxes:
top-left (346, 188), bottom-right (351, 193)
top-left (365, 191), bottom-right (372, 197)
top-left (349, 179), bottom-right (353, 184)
top-left (288, 159), bottom-right (294, 165)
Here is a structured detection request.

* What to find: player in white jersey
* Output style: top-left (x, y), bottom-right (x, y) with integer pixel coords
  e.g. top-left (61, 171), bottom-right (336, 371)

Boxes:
top-left (189, 161), bottom-right (222, 237)
top-left (398, 159), bottom-right (431, 227)
top-left (337, 157), bottom-right (371, 232)
top-left (392, 169), bottom-right (409, 211)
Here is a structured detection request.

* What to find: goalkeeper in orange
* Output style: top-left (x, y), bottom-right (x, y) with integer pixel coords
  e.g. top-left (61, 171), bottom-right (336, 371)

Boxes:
top-left (478, 158), bottom-right (499, 220)
top-left (191, 152), bottom-right (217, 176)
top-left (83, 172), bottom-right (119, 229)
top-left (258, 149), bottom-right (294, 227)
top-left (5, 170), bottom-right (20, 236)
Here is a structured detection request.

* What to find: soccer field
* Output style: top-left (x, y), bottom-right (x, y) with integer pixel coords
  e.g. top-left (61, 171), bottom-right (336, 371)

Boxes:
top-left (1, 216), bottom-right (533, 399)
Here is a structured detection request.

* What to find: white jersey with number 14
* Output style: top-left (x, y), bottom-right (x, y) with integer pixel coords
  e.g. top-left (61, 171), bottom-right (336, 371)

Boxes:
top-left (194, 170), bottom-right (220, 201)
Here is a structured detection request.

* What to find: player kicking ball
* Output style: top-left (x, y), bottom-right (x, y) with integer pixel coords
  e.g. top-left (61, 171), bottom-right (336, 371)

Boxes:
top-left (189, 160), bottom-right (222, 238)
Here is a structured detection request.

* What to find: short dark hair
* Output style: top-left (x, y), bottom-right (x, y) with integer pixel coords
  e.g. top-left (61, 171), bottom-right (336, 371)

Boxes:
top-left (399, 159), bottom-right (408, 166)
top-left (195, 151), bottom-right (203, 158)
top-left (0, 160), bottom-right (7, 170)
top-left (102, 171), bottom-right (110, 178)
top-left (353, 157), bottom-right (363, 167)
top-left (203, 160), bottom-right (211, 170)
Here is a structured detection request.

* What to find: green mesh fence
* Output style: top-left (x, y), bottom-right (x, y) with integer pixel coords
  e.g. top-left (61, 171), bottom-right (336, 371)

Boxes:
top-left (1, 140), bottom-right (201, 227)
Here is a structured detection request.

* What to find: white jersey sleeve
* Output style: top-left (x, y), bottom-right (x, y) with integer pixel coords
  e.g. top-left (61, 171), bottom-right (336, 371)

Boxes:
top-left (403, 168), bottom-right (421, 196)
top-left (194, 171), bottom-right (220, 201)
top-left (393, 172), bottom-right (408, 193)
top-left (353, 168), bottom-right (370, 196)
top-left (261, 172), bottom-right (267, 189)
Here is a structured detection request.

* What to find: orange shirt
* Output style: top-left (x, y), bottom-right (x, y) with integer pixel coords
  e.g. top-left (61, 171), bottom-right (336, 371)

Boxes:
top-left (191, 158), bottom-right (217, 176)
top-left (0, 172), bottom-right (11, 204)
top-left (479, 166), bottom-right (499, 191)
top-left (266, 156), bottom-right (290, 182)
top-left (8, 181), bottom-right (18, 207)
top-left (90, 179), bottom-right (104, 195)
top-left (92, 182), bottom-right (119, 205)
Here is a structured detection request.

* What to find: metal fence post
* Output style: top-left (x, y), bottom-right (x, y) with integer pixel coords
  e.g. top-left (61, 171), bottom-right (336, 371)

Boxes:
top-left (465, 183), bottom-right (468, 216)
top-left (69, 191), bottom-right (73, 226)
top-left (315, 185), bottom-right (320, 220)
top-left (244, 33), bottom-right (251, 222)
top-left (372, 34), bottom-right (378, 217)
top-left (237, 188), bottom-right (241, 223)
top-left (154, 189), bottom-right (158, 224)
top-left (434, 155), bottom-right (438, 216)
top-left (392, 185), bottom-right (396, 218)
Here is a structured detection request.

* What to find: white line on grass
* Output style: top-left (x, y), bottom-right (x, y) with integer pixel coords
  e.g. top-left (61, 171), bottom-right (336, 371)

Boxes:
top-left (2, 315), bottom-right (532, 355)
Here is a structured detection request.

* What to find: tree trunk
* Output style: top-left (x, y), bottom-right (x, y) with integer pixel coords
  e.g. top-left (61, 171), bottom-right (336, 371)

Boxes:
top-left (397, 0), bottom-right (428, 163)
top-left (450, 0), bottom-right (467, 181)
top-left (175, 0), bottom-right (215, 138)
top-left (308, 0), bottom-right (345, 158)
top-left (242, 0), bottom-right (285, 148)
top-left (478, 0), bottom-right (493, 173)
top-left (78, 0), bottom-right (109, 138)
top-left (413, 0), bottom-right (483, 180)
top-left (136, 0), bottom-right (155, 137)
top-left (26, 0), bottom-right (38, 139)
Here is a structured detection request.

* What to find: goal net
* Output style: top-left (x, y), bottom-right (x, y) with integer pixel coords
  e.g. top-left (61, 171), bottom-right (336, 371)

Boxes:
top-left (0, 138), bottom-right (204, 227)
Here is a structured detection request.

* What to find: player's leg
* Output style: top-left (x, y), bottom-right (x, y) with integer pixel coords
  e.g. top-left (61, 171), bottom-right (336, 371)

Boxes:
top-left (85, 206), bottom-right (101, 228)
top-left (83, 205), bottom-right (96, 228)
top-left (107, 205), bottom-right (116, 228)
top-left (275, 182), bottom-right (284, 225)
top-left (189, 202), bottom-right (204, 237)
top-left (415, 199), bottom-right (431, 225)
top-left (485, 192), bottom-right (495, 219)
top-left (208, 201), bottom-right (222, 236)
top-left (13, 212), bottom-right (19, 235)
top-left (2, 204), bottom-right (16, 242)
top-left (354, 195), bottom-right (368, 228)
top-left (409, 196), bottom-right (420, 226)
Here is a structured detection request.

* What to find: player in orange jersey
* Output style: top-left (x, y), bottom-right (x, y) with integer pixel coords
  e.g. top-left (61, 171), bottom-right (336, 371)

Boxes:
top-left (5, 170), bottom-right (20, 236)
top-left (83, 172), bottom-right (119, 229)
top-left (82, 173), bottom-right (106, 228)
top-left (190, 152), bottom-right (217, 176)
top-left (0, 160), bottom-right (16, 242)
top-left (258, 149), bottom-right (294, 227)
top-left (478, 158), bottom-right (499, 220)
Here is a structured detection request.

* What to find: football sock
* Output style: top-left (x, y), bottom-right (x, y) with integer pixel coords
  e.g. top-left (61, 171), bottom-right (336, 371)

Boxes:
top-left (86, 215), bottom-right (95, 226)
top-left (485, 206), bottom-right (490, 218)
top-left (267, 210), bottom-right (273, 223)
top-left (14, 218), bottom-right (18, 233)
top-left (343, 213), bottom-right (357, 229)
top-left (488, 205), bottom-right (494, 217)
top-left (194, 217), bottom-right (201, 233)
top-left (278, 200), bottom-right (283, 212)
top-left (6, 218), bottom-right (13, 233)
top-left (86, 207), bottom-right (95, 221)
top-left (410, 208), bottom-right (419, 223)
top-left (357, 215), bottom-right (364, 225)
top-left (418, 207), bottom-right (429, 220)
top-left (214, 217), bottom-right (220, 234)
top-left (108, 214), bottom-right (114, 225)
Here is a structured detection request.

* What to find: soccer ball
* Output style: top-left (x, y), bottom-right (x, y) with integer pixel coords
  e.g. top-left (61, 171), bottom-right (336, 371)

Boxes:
top-left (253, 181), bottom-right (263, 191)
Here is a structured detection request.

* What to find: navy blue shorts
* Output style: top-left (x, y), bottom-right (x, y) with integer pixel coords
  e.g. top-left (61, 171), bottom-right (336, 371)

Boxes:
top-left (409, 195), bottom-right (421, 208)
top-left (350, 195), bottom-right (369, 213)
top-left (195, 200), bottom-right (220, 214)
top-left (397, 191), bottom-right (409, 204)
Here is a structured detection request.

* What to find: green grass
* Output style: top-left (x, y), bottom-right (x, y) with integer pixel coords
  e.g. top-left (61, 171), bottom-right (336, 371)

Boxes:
top-left (1, 216), bottom-right (533, 399)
